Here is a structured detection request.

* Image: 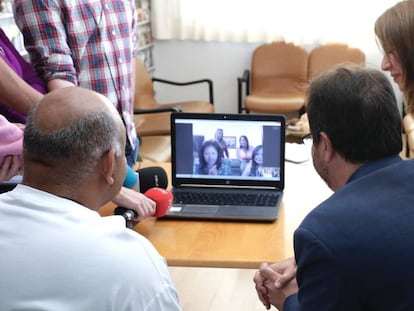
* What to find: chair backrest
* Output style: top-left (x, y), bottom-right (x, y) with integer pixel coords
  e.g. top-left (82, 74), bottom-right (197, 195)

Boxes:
top-left (251, 42), bottom-right (308, 94)
top-left (134, 57), bottom-right (159, 109)
top-left (308, 43), bottom-right (366, 80)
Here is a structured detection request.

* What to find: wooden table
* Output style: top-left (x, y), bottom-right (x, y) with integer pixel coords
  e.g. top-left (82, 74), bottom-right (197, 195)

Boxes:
top-left (99, 158), bottom-right (332, 269)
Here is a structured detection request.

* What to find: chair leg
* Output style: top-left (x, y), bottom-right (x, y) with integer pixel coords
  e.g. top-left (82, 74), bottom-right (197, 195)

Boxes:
top-left (238, 79), bottom-right (244, 113)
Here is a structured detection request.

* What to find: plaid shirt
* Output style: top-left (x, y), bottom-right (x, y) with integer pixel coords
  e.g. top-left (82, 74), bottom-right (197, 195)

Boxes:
top-left (13, 0), bottom-right (138, 149)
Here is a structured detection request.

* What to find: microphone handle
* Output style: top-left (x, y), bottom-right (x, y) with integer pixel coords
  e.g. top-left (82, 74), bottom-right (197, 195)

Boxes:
top-left (114, 206), bottom-right (138, 229)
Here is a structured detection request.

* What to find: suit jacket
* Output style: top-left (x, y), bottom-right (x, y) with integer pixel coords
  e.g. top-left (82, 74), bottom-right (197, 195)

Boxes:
top-left (285, 156), bottom-right (414, 310)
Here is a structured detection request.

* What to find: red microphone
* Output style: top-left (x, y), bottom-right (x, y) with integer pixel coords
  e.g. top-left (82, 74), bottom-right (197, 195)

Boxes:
top-left (114, 187), bottom-right (173, 227)
top-left (144, 187), bottom-right (174, 217)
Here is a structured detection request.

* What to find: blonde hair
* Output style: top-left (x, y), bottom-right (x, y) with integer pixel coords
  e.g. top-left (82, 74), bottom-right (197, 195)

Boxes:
top-left (375, 0), bottom-right (414, 114)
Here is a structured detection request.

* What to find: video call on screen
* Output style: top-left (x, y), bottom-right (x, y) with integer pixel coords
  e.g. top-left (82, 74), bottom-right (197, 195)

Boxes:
top-left (174, 119), bottom-right (282, 181)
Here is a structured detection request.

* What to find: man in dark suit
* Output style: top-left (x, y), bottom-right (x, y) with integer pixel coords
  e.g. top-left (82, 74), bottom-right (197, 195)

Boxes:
top-left (254, 66), bottom-right (414, 310)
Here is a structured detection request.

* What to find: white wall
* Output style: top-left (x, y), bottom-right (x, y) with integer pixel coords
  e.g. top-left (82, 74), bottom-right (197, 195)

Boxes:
top-left (152, 39), bottom-right (258, 113)
top-left (151, 39), bottom-right (404, 115)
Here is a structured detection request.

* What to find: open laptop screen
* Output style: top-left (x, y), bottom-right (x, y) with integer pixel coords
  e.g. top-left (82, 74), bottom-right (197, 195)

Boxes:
top-left (171, 113), bottom-right (285, 190)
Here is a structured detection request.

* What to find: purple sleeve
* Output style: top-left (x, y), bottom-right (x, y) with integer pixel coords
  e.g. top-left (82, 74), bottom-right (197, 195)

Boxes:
top-left (0, 28), bottom-right (46, 94)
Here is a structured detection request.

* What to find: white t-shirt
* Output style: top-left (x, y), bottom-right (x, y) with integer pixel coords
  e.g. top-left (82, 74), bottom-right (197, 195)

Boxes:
top-left (0, 185), bottom-right (181, 311)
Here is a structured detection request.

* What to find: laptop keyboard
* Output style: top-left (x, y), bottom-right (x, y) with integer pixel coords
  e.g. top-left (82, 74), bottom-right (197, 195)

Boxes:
top-left (174, 191), bottom-right (279, 207)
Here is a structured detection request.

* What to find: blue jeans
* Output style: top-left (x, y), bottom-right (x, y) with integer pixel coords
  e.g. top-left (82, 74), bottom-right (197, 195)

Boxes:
top-left (126, 137), bottom-right (140, 168)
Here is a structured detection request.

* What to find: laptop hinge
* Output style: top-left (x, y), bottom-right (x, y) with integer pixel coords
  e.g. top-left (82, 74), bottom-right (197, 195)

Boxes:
top-left (175, 184), bottom-right (279, 190)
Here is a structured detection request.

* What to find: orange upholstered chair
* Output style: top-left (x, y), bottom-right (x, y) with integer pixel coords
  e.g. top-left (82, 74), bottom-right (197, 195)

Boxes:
top-left (308, 43), bottom-right (366, 80)
top-left (238, 41), bottom-right (308, 115)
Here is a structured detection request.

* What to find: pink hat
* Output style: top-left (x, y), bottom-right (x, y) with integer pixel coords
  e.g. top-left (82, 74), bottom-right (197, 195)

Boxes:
top-left (0, 115), bottom-right (23, 167)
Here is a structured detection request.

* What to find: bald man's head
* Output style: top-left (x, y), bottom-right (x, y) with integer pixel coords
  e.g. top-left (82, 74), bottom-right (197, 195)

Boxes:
top-left (23, 87), bottom-right (126, 186)
top-left (33, 87), bottom-right (120, 133)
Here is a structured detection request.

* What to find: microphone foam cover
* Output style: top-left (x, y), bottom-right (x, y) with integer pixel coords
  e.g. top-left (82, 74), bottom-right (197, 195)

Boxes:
top-left (144, 187), bottom-right (173, 217)
top-left (123, 166), bottom-right (138, 189)
top-left (137, 166), bottom-right (168, 193)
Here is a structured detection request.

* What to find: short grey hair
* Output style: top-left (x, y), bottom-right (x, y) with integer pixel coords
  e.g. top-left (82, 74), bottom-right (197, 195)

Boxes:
top-left (24, 104), bottom-right (123, 181)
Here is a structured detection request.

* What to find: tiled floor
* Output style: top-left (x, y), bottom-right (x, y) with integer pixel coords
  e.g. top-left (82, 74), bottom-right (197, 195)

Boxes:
top-left (169, 267), bottom-right (276, 311)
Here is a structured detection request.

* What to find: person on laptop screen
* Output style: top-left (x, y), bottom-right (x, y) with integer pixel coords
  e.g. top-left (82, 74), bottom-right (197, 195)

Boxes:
top-left (237, 135), bottom-right (255, 173)
top-left (242, 145), bottom-right (263, 176)
top-left (214, 128), bottom-right (229, 158)
top-left (196, 139), bottom-right (230, 175)
top-left (242, 145), bottom-right (280, 178)
top-left (253, 66), bottom-right (414, 310)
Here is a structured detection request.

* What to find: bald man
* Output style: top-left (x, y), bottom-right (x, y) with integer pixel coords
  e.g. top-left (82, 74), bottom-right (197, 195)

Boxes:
top-left (0, 87), bottom-right (181, 310)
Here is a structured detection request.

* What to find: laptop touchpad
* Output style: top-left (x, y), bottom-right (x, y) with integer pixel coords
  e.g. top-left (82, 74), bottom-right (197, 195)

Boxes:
top-left (183, 205), bottom-right (220, 214)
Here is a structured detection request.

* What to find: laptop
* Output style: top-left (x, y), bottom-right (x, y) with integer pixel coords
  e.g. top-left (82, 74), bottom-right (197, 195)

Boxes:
top-left (162, 112), bottom-right (285, 222)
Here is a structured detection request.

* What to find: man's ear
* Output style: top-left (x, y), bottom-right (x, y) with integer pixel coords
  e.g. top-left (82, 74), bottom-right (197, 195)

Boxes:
top-left (101, 148), bottom-right (117, 186)
top-left (319, 131), bottom-right (335, 162)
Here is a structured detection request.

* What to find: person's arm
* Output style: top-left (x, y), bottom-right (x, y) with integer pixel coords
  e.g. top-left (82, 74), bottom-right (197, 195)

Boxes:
top-left (236, 147), bottom-right (243, 160)
top-left (111, 187), bottom-right (156, 221)
top-left (241, 163), bottom-right (251, 176)
top-left (291, 227), bottom-right (359, 310)
top-left (13, 0), bottom-right (78, 87)
top-left (223, 144), bottom-right (229, 158)
top-left (0, 58), bottom-right (43, 115)
top-left (0, 27), bottom-right (46, 96)
top-left (48, 79), bottom-right (76, 91)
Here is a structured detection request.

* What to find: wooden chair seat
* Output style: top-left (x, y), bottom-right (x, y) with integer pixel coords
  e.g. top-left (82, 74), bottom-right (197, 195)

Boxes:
top-left (139, 135), bottom-right (171, 162)
top-left (245, 93), bottom-right (306, 114)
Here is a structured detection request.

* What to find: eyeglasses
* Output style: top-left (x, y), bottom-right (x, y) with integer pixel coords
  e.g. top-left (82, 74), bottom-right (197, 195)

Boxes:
top-left (301, 133), bottom-right (313, 149)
